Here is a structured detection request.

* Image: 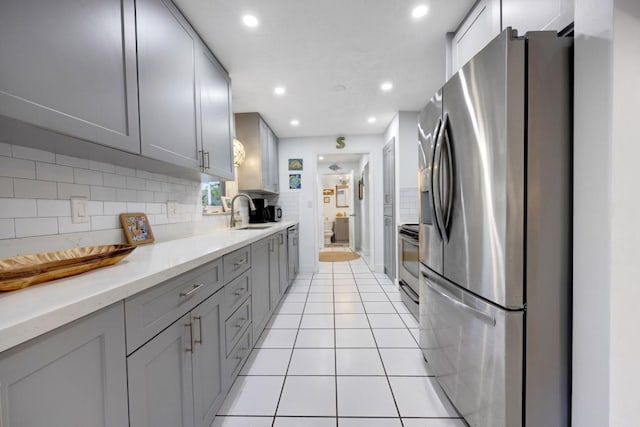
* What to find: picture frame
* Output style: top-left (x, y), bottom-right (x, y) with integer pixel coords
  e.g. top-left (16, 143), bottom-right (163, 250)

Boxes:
top-left (336, 185), bottom-right (349, 208)
top-left (324, 196), bottom-right (330, 204)
top-left (221, 196), bottom-right (232, 212)
top-left (289, 174), bottom-right (302, 189)
top-left (323, 188), bottom-right (334, 196)
top-left (119, 213), bottom-right (155, 246)
top-left (288, 158), bottom-right (303, 171)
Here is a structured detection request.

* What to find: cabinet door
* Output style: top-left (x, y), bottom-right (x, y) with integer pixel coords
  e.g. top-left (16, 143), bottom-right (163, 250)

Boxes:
top-left (502, 0), bottom-right (573, 34)
top-left (259, 120), bottom-right (271, 191)
top-left (128, 313), bottom-right (195, 427)
top-left (251, 238), bottom-right (271, 338)
top-left (0, 0), bottom-right (140, 153)
top-left (137, 0), bottom-right (200, 169)
top-left (198, 47), bottom-right (235, 180)
top-left (269, 236), bottom-right (281, 309)
top-left (450, 0), bottom-right (501, 76)
top-left (191, 290), bottom-right (226, 427)
top-left (268, 128), bottom-right (279, 193)
top-left (0, 303), bottom-right (128, 427)
top-left (278, 232), bottom-right (289, 294)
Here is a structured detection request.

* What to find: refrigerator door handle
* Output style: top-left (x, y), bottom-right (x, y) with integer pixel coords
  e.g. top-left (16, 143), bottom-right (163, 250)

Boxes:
top-left (433, 117), bottom-right (447, 242)
top-left (440, 114), bottom-right (454, 235)
top-left (423, 275), bottom-right (496, 326)
top-left (399, 280), bottom-right (420, 304)
top-left (429, 118), bottom-right (444, 240)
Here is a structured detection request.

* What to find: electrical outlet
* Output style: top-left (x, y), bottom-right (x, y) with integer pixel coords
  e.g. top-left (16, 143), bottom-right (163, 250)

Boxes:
top-left (167, 201), bottom-right (178, 218)
top-left (71, 197), bottom-right (89, 224)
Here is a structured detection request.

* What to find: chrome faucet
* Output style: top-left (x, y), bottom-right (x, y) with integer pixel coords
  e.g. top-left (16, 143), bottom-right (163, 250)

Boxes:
top-left (229, 193), bottom-right (256, 228)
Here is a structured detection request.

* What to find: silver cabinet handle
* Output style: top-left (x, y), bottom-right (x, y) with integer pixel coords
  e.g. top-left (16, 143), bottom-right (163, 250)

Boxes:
top-left (423, 274), bottom-right (496, 326)
top-left (233, 259), bottom-right (248, 268)
top-left (194, 316), bottom-right (203, 345)
top-left (234, 287), bottom-right (245, 296)
top-left (180, 283), bottom-right (204, 298)
top-left (185, 322), bottom-right (193, 353)
top-left (235, 318), bottom-right (247, 328)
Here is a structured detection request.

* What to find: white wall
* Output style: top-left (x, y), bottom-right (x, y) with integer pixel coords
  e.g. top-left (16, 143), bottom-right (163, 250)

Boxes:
top-left (573, 0), bottom-right (640, 425)
top-left (278, 135), bottom-right (384, 273)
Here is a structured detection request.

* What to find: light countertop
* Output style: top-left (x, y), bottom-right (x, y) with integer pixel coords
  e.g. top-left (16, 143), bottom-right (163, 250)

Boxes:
top-left (0, 221), bottom-right (297, 353)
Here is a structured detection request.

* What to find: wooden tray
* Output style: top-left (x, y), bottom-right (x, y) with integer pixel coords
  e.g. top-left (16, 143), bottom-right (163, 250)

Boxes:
top-left (0, 245), bottom-right (136, 292)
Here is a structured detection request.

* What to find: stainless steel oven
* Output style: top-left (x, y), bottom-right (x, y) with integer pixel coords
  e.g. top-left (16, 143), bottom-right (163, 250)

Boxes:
top-left (398, 224), bottom-right (419, 319)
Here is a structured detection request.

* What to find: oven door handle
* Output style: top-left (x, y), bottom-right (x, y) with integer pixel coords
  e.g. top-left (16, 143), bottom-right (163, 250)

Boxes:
top-left (399, 280), bottom-right (420, 304)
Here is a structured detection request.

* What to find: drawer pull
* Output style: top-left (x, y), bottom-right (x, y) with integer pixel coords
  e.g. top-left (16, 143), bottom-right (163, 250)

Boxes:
top-left (235, 318), bottom-right (247, 328)
top-left (233, 288), bottom-right (246, 296)
top-left (233, 259), bottom-right (248, 268)
top-left (194, 316), bottom-right (203, 345)
top-left (180, 283), bottom-right (204, 298)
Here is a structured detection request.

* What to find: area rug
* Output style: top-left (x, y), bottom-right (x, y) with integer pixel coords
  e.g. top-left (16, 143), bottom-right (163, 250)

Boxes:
top-left (319, 251), bottom-right (361, 262)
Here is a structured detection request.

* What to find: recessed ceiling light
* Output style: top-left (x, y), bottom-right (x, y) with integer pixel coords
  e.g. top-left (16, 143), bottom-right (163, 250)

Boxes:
top-left (411, 5), bottom-right (429, 18)
top-left (319, 156), bottom-right (324, 160)
top-left (242, 15), bottom-right (259, 27)
top-left (290, 119), bottom-right (299, 126)
top-left (368, 117), bottom-right (377, 123)
top-left (381, 82), bottom-right (393, 91)
top-left (274, 86), bottom-right (286, 96)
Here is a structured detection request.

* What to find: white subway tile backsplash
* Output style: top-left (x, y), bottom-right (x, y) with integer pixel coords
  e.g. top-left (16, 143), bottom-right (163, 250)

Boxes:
top-left (136, 170), bottom-right (154, 180)
top-left (15, 217), bottom-right (58, 237)
top-left (58, 217), bottom-right (91, 234)
top-left (103, 202), bottom-right (127, 215)
top-left (116, 188), bottom-right (137, 202)
top-left (88, 160), bottom-right (115, 173)
top-left (146, 203), bottom-right (162, 214)
top-left (152, 214), bottom-right (169, 225)
top-left (0, 199), bottom-right (36, 218)
top-left (0, 143), bottom-right (11, 157)
top-left (11, 145), bottom-right (55, 163)
top-left (37, 199), bottom-right (71, 217)
top-left (0, 177), bottom-right (13, 197)
top-left (74, 168), bottom-right (103, 186)
top-left (145, 180), bottom-right (163, 192)
top-left (152, 173), bottom-right (168, 182)
top-left (90, 186), bottom-right (117, 201)
top-left (91, 215), bottom-right (119, 231)
top-left (87, 201), bottom-right (103, 216)
top-left (136, 190), bottom-right (154, 202)
top-left (125, 176), bottom-right (146, 190)
top-left (36, 162), bottom-right (74, 183)
top-left (57, 183), bottom-right (90, 199)
top-left (14, 178), bottom-right (57, 199)
top-left (55, 154), bottom-right (88, 169)
top-left (115, 166), bottom-right (136, 177)
top-left (103, 173), bottom-right (127, 188)
top-left (0, 219), bottom-right (15, 239)
top-left (126, 202), bottom-right (146, 212)
top-left (0, 156), bottom-right (36, 179)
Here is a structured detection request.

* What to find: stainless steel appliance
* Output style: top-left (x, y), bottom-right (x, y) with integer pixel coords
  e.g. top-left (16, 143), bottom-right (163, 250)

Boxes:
top-left (287, 225), bottom-right (299, 283)
top-left (398, 224), bottom-right (419, 319)
top-left (266, 205), bottom-right (282, 222)
top-left (418, 29), bottom-right (572, 427)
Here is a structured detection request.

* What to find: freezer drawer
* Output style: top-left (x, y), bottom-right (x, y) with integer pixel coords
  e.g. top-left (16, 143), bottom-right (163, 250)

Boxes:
top-left (419, 267), bottom-right (523, 427)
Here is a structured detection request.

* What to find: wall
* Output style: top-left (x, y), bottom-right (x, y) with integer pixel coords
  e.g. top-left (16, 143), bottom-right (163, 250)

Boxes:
top-left (278, 135), bottom-right (384, 273)
top-left (0, 141), bottom-right (228, 258)
top-left (573, 0), bottom-right (640, 425)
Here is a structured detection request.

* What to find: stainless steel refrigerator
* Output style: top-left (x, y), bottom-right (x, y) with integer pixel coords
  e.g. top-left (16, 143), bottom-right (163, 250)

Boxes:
top-left (418, 29), bottom-right (572, 427)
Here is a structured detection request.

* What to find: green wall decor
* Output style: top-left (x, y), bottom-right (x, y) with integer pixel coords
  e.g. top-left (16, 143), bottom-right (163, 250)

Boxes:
top-left (336, 136), bottom-right (345, 149)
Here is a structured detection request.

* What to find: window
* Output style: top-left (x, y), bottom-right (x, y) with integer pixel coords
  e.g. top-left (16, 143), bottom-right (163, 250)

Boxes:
top-left (201, 181), bottom-right (224, 213)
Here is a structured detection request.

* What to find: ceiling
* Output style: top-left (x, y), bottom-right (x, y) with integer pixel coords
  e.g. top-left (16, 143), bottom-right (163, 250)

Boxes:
top-left (317, 153), bottom-right (364, 168)
top-left (173, 0), bottom-right (473, 138)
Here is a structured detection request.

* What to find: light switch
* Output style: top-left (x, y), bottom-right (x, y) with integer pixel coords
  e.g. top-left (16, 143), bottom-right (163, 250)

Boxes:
top-left (71, 197), bottom-right (89, 224)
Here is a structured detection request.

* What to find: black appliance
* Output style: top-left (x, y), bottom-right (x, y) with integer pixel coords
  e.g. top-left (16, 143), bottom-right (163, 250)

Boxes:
top-left (266, 205), bottom-right (282, 222)
top-left (248, 199), bottom-right (270, 223)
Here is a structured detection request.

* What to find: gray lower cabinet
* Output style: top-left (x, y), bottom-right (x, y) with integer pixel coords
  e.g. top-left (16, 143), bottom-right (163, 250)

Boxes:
top-left (128, 289), bottom-right (225, 427)
top-left (269, 236), bottom-right (280, 309)
top-left (278, 231), bottom-right (289, 294)
top-left (0, 303), bottom-right (128, 427)
top-left (251, 237), bottom-right (272, 339)
top-left (0, 0), bottom-right (140, 153)
top-left (136, 0), bottom-right (200, 169)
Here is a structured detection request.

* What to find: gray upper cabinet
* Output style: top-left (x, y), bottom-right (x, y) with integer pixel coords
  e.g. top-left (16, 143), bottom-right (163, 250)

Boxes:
top-left (0, 303), bottom-right (129, 427)
top-left (502, 0), bottom-right (573, 34)
top-left (0, 0), bottom-right (140, 153)
top-left (137, 0), bottom-right (200, 169)
top-left (198, 47), bottom-right (235, 180)
top-left (235, 113), bottom-right (280, 194)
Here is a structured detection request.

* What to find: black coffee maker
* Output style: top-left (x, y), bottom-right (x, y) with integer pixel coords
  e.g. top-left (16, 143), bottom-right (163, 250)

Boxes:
top-left (248, 198), bottom-right (270, 223)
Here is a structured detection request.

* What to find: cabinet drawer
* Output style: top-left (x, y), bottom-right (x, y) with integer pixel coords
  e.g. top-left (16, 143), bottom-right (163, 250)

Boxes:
top-left (224, 327), bottom-right (252, 387)
top-left (223, 270), bottom-right (251, 317)
top-left (223, 246), bottom-right (251, 283)
top-left (225, 299), bottom-right (251, 355)
top-left (125, 259), bottom-right (223, 354)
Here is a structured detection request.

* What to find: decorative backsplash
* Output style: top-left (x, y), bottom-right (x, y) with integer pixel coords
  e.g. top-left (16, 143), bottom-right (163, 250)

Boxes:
top-left (0, 142), bottom-right (205, 243)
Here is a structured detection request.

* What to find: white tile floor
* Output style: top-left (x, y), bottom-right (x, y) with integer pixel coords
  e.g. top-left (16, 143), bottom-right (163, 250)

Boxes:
top-left (215, 258), bottom-right (464, 427)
